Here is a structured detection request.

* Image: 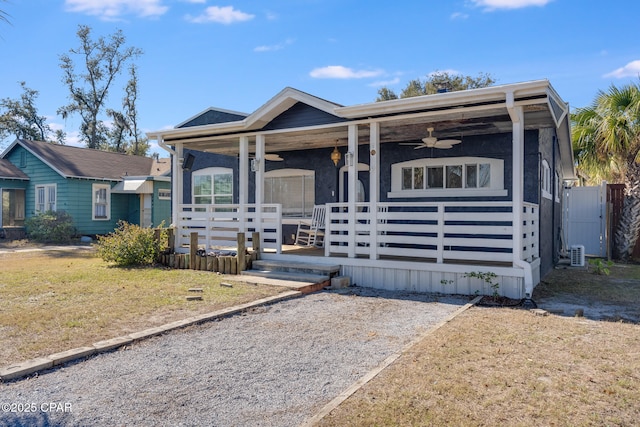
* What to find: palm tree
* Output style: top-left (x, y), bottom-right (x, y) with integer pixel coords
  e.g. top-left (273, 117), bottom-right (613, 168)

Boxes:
top-left (572, 81), bottom-right (640, 260)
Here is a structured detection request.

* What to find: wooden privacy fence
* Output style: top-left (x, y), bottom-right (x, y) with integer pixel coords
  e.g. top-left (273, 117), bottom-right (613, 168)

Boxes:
top-left (157, 231), bottom-right (260, 274)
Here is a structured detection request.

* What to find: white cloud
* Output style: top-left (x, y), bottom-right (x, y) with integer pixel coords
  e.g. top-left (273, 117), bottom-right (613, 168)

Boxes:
top-left (309, 66), bottom-right (384, 79)
top-left (254, 38), bottom-right (294, 52)
top-left (429, 69), bottom-right (462, 76)
top-left (186, 6), bottom-right (255, 24)
top-left (64, 0), bottom-right (168, 20)
top-left (450, 12), bottom-right (469, 20)
top-left (470, 0), bottom-right (552, 10)
top-left (603, 60), bottom-right (640, 78)
top-left (369, 77), bottom-right (401, 87)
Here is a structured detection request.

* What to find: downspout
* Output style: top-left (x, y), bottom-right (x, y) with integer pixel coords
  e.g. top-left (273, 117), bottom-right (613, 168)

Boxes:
top-left (506, 91), bottom-right (536, 307)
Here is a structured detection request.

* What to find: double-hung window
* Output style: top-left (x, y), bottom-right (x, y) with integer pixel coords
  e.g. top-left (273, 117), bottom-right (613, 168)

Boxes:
top-left (192, 167), bottom-right (233, 206)
top-left (35, 184), bottom-right (56, 213)
top-left (93, 183), bottom-right (111, 220)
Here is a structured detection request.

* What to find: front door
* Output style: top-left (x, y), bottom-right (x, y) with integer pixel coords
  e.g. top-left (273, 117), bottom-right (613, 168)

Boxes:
top-left (140, 194), bottom-right (152, 228)
top-left (339, 163), bottom-right (370, 203)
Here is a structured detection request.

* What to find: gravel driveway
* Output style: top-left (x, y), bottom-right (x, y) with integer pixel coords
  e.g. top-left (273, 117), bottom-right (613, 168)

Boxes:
top-left (1, 288), bottom-right (469, 427)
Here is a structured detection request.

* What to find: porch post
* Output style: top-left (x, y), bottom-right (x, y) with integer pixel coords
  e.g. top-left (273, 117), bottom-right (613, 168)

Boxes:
top-left (255, 134), bottom-right (265, 243)
top-left (369, 121), bottom-right (380, 259)
top-left (508, 94), bottom-right (524, 263)
top-left (507, 92), bottom-right (535, 300)
top-left (173, 142), bottom-right (184, 252)
top-left (239, 136), bottom-right (249, 232)
top-left (347, 124), bottom-right (358, 257)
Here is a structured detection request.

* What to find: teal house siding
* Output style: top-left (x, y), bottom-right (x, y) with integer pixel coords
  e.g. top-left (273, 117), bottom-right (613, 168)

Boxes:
top-left (152, 180), bottom-right (171, 227)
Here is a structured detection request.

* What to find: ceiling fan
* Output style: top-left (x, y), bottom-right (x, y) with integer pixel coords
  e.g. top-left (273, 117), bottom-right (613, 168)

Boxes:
top-left (401, 127), bottom-right (462, 150)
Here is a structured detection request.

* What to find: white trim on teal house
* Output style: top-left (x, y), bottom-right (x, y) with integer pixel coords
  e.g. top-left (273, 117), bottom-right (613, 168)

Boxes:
top-left (0, 140), bottom-right (171, 236)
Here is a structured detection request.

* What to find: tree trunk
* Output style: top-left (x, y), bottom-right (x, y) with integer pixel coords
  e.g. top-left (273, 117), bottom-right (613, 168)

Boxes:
top-left (614, 162), bottom-right (640, 260)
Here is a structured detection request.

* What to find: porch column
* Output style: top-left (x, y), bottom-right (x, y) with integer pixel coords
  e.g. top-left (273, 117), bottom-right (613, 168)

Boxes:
top-left (507, 92), bottom-right (535, 298)
top-left (239, 136), bottom-right (249, 231)
top-left (369, 121), bottom-right (380, 259)
top-left (173, 142), bottom-right (184, 252)
top-left (255, 134), bottom-right (265, 240)
top-left (508, 93), bottom-right (524, 262)
top-left (347, 124), bottom-right (358, 258)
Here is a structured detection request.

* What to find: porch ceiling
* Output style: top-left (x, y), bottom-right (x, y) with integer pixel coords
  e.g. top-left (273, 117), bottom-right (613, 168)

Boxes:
top-left (175, 103), bottom-right (555, 156)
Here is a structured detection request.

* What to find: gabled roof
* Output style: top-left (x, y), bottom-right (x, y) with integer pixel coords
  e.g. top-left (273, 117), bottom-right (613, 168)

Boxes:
top-left (148, 87), bottom-right (344, 140)
top-left (0, 158), bottom-right (29, 180)
top-left (176, 107), bottom-right (249, 128)
top-left (2, 139), bottom-right (158, 181)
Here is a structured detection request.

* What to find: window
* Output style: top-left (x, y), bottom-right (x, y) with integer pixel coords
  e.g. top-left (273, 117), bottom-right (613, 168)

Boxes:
top-left (92, 183), bottom-right (111, 220)
top-left (264, 169), bottom-right (315, 217)
top-left (541, 159), bottom-right (552, 200)
top-left (390, 157), bottom-right (506, 198)
top-left (158, 189), bottom-right (171, 200)
top-left (192, 167), bottom-right (233, 205)
top-left (2, 189), bottom-right (25, 227)
top-left (35, 184), bottom-right (56, 213)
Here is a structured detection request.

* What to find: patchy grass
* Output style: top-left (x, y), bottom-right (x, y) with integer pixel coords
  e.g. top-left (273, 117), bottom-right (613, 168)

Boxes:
top-left (0, 250), bottom-right (282, 366)
top-left (317, 263), bottom-right (640, 427)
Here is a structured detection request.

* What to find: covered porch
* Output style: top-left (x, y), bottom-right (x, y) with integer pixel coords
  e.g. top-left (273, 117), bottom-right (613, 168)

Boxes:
top-left (148, 80), bottom-right (574, 300)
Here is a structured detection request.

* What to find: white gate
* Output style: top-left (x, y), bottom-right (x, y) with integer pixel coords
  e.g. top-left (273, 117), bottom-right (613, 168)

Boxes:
top-left (563, 183), bottom-right (607, 257)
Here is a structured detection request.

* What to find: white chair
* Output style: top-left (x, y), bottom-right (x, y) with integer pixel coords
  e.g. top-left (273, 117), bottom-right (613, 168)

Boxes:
top-left (295, 205), bottom-right (326, 247)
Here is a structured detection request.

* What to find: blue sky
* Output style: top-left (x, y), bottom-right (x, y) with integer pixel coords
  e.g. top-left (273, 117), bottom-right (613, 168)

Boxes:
top-left (1, 0), bottom-right (639, 155)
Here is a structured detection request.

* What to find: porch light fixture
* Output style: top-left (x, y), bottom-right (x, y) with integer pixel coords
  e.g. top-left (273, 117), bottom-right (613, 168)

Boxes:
top-left (331, 140), bottom-right (341, 166)
top-left (251, 158), bottom-right (259, 172)
top-left (345, 151), bottom-right (354, 166)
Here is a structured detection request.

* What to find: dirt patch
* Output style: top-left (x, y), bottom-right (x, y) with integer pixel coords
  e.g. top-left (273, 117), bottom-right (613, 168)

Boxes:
top-left (533, 261), bottom-right (640, 323)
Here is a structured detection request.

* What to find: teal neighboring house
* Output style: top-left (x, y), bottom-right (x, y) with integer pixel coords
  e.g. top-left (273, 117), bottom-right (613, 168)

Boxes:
top-left (0, 139), bottom-right (171, 239)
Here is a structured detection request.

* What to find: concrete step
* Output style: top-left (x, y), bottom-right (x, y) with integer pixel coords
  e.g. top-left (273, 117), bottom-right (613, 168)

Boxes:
top-left (250, 259), bottom-right (341, 277)
top-left (241, 269), bottom-right (329, 283)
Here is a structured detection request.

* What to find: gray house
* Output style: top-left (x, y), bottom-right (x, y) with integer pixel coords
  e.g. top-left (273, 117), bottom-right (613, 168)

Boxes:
top-left (0, 139), bottom-right (171, 238)
top-left (148, 80), bottom-right (575, 299)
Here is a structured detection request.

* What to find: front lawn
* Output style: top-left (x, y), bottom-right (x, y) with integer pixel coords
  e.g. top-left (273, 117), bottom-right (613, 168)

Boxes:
top-left (0, 249), bottom-right (281, 366)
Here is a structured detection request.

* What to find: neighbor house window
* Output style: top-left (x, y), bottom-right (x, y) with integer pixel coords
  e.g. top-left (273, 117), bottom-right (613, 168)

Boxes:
top-left (35, 184), bottom-right (56, 212)
top-left (541, 159), bottom-right (552, 199)
top-left (264, 169), bottom-right (315, 217)
top-left (158, 189), bottom-right (171, 200)
top-left (2, 189), bottom-right (25, 227)
top-left (390, 157), bottom-right (505, 198)
top-left (92, 183), bottom-right (111, 220)
top-left (192, 167), bottom-right (233, 205)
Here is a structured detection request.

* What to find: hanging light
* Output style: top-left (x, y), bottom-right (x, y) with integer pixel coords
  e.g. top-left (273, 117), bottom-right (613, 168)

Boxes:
top-left (331, 140), bottom-right (341, 166)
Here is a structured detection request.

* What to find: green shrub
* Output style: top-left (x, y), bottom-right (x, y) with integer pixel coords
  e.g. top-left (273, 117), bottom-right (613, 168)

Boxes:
top-left (96, 221), bottom-right (166, 267)
top-left (25, 210), bottom-right (76, 243)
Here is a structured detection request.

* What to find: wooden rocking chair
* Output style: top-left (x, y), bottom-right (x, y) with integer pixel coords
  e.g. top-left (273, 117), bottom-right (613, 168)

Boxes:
top-left (295, 205), bottom-right (326, 247)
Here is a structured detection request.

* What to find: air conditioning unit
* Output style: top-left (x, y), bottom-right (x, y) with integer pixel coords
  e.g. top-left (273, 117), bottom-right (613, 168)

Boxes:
top-left (570, 245), bottom-right (585, 267)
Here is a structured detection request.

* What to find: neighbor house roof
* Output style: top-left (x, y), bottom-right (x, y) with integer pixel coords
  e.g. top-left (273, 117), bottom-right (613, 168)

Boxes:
top-left (0, 158), bottom-right (29, 180)
top-left (3, 139), bottom-right (161, 181)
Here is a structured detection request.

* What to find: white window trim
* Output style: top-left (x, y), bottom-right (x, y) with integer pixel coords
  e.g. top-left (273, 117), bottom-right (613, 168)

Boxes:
top-left (554, 171), bottom-right (561, 203)
top-left (541, 159), bottom-right (552, 200)
top-left (191, 167), bottom-right (233, 205)
top-left (388, 157), bottom-right (506, 198)
top-left (35, 183), bottom-right (57, 213)
top-left (158, 189), bottom-right (171, 200)
top-left (92, 183), bottom-right (111, 221)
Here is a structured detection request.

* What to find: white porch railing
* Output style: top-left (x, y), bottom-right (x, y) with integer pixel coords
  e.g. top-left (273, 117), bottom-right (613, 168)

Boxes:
top-left (175, 201), bottom-right (539, 265)
top-left (176, 204), bottom-right (282, 253)
top-left (324, 201), bottom-right (539, 264)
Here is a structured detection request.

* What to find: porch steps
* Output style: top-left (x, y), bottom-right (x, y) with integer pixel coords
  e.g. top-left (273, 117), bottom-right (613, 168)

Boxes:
top-left (239, 260), bottom-right (341, 294)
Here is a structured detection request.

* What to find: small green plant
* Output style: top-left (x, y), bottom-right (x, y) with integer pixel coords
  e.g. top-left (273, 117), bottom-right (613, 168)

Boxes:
top-left (96, 221), bottom-right (167, 267)
top-left (25, 210), bottom-right (76, 243)
top-left (589, 258), bottom-right (614, 276)
top-left (465, 271), bottom-right (499, 299)
top-left (440, 279), bottom-right (454, 286)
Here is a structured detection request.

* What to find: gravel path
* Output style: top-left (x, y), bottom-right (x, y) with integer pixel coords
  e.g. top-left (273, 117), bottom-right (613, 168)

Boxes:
top-left (0, 288), bottom-right (469, 427)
